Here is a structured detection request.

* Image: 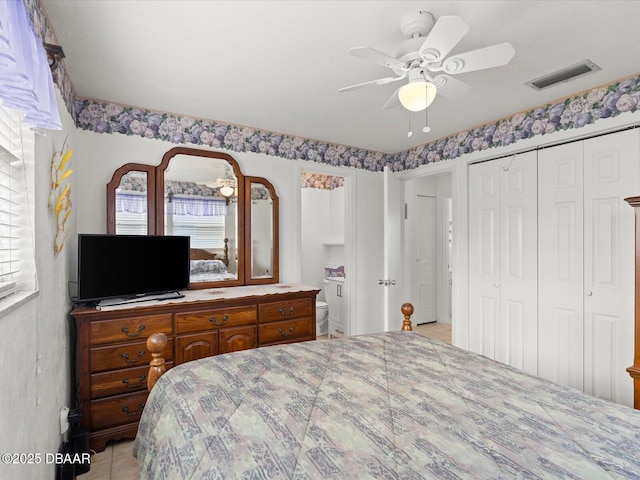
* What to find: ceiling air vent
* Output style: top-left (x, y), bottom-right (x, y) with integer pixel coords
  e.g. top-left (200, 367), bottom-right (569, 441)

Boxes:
top-left (525, 60), bottom-right (601, 91)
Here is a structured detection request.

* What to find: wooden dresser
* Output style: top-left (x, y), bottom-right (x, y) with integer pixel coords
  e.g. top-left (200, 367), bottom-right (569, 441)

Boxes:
top-left (626, 196), bottom-right (640, 409)
top-left (72, 284), bottom-right (319, 451)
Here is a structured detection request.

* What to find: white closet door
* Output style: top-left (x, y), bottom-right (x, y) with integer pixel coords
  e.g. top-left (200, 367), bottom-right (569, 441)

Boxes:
top-left (468, 152), bottom-right (537, 371)
top-left (583, 129), bottom-right (638, 406)
top-left (538, 142), bottom-right (585, 390)
top-left (538, 129), bottom-right (638, 407)
top-left (469, 160), bottom-right (501, 358)
top-left (499, 151), bottom-right (538, 374)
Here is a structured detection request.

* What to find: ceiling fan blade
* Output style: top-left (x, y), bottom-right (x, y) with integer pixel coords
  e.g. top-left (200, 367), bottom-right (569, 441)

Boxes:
top-left (348, 46), bottom-right (404, 69)
top-left (419, 15), bottom-right (470, 63)
top-left (430, 74), bottom-right (471, 100)
top-left (338, 75), bottom-right (404, 93)
top-left (383, 87), bottom-right (401, 110)
top-left (442, 42), bottom-right (515, 74)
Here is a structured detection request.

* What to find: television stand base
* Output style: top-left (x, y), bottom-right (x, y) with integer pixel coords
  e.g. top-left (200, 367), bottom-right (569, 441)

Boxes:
top-left (97, 291), bottom-right (184, 308)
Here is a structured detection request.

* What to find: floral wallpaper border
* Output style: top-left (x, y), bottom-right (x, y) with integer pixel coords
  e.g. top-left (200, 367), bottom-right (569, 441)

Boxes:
top-left (301, 172), bottom-right (345, 190)
top-left (26, 0), bottom-right (640, 174)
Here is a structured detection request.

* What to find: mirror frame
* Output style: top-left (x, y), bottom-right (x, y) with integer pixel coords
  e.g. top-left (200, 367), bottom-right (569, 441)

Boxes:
top-left (106, 148), bottom-right (279, 288)
top-left (106, 163), bottom-right (157, 235)
top-left (156, 147), bottom-right (245, 288)
top-left (245, 177), bottom-right (279, 284)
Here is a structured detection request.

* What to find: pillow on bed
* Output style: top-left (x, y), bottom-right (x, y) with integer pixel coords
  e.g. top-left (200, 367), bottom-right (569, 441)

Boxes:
top-left (190, 259), bottom-right (229, 275)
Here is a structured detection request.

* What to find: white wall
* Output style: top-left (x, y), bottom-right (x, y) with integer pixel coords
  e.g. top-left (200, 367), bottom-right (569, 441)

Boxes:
top-left (0, 91), bottom-right (77, 480)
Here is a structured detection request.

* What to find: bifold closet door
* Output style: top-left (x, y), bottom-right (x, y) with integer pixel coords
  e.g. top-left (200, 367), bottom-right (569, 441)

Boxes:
top-left (538, 141), bottom-right (585, 391)
top-left (468, 151), bottom-right (538, 374)
top-left (538, 128), bottom-right (639, 406)
top-left (583, 130), bottom-right (637, 406)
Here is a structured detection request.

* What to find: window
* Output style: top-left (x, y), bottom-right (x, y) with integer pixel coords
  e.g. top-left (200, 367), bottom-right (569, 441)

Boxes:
top-left (0, 105), bottom-right (36, 299)
top-left (170, 213), bottom-right (226, 249)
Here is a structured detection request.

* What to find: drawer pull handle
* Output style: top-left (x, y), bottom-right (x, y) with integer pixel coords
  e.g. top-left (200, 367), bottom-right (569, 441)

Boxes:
top-left (121, 351), bottom-right (145, 364)
top-left (122, 375), bottom-right (146, 388)
top-left (121, 325), bottom-right (146, 337)
top-left (121, 403), bottom-right (145, 417)
top-left (209, 315), bottom-right (228, 326)
top-left (278, 327), bottom-right (295, 337)
top-left (278, 307), bottom-right (295, 316)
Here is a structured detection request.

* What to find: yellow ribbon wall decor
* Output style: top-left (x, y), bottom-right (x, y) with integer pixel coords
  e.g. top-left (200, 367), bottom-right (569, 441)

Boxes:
top-left (49, 137), bottom-right (73, 257)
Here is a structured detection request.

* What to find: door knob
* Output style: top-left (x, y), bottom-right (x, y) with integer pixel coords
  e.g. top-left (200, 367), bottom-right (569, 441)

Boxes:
top-left (585, 290), bottom-right (593, 296)
top-left (494, 282), bottom-right (500, 288)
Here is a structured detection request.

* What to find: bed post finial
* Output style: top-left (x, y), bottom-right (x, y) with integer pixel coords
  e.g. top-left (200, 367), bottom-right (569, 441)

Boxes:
top-left (401, 302), bottom-right (414, 331)
top-left (147, 333), bottom-right (168, 391)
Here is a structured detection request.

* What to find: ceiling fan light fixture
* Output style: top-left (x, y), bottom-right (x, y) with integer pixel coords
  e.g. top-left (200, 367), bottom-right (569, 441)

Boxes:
top-left (220, 185), bottom-right (234, 197)
top-left (398, 80), bottom-right (437, 112)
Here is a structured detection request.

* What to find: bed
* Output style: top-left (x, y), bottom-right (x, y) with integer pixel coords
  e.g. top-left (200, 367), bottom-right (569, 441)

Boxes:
top-left (189, 241), bottom-right (236, 282)
top-left (133, 308), bottom-right (640, 480)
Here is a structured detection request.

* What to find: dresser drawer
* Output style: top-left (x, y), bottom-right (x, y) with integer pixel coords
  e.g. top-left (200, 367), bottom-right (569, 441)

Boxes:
top-left (90, 339), bottom-right (174, 373)
top-left (176, 305), bottom-right (257, 333)
top-left (259, 298), bottom-right (312, 323)
top-left (90, 391), bottom-right (149, 430)
top-left (259, 317), bottom-right (313, 345)
top-left (90, 314), bottom-right (172, 346)
top-left (90, 362), bottom-right (174, 399)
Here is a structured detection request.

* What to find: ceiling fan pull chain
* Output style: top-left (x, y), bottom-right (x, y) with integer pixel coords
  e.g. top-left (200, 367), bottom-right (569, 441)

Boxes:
top-left (423, 72), bottom-right (431, 134)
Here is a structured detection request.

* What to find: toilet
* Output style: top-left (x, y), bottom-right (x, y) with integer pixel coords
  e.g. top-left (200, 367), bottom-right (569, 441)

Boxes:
top-left (315, 301), bottom-right (329, 336)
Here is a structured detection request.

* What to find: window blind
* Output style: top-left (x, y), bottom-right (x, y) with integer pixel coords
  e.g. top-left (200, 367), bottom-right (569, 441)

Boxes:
top-left (171, 214), bottom-right (226, 249)
top-left (0, 105), bottom-right (31, 297)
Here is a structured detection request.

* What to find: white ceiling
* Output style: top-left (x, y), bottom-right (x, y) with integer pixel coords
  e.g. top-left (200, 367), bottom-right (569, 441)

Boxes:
top-left (43, 0), bottom-right (640, 154)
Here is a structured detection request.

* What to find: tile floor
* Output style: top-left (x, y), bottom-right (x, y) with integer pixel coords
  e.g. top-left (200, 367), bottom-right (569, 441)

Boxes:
top-left (81, 322), bottom-right (452, 479)
top-left (413, 321), bottom-right (452, 344)
top-left (80, 438), bottom-right (138, 479)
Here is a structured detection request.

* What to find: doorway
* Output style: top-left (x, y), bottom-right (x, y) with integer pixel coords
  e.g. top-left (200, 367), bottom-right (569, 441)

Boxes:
top-left (300, 170), bottom-right (350, 335)
top-left (404, 172), bottom-right (453, 327)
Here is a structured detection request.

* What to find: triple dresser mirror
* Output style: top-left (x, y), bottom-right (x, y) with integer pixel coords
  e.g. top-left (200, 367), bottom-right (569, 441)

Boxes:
top-left (106, 147), bottom-right (279, 288)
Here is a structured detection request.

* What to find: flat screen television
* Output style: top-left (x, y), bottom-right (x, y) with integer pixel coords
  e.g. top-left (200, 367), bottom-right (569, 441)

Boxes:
top-left (76, 234), bottom-right (191, 305)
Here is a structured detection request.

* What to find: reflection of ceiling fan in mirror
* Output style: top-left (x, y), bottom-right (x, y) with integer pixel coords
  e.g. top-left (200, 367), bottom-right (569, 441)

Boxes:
top-left (338, 11), bottom-right (515, 112)
top-left (203, 164), bottom-right (237, 198)
top-left (217, 179), bottom-right (236, 198)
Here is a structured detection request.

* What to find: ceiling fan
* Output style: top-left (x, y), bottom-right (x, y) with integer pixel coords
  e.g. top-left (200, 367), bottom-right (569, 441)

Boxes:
top-left (338, 11), bottom-right (515, 112)
top-left (204, 167), bottom-right (236, 198)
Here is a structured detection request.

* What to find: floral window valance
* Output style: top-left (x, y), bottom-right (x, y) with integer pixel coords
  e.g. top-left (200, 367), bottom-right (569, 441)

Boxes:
top-left (0, 0), bottom-right (61, 130)
top-left (116, 191), bottom-right (227, 216)
top-left (168, 195), bottom-right (227, 216)
top-left (115, 192), bottom-right (147, 214)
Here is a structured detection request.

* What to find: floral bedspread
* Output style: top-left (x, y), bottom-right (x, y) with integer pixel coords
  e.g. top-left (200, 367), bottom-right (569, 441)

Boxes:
top-left (134, 332), bottom-right (640, 479)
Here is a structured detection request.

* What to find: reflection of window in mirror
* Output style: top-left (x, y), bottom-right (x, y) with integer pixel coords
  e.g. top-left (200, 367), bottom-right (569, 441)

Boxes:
top-left (162, 153), bottom-right (240, 283)
top-left (251, 183), bottom-right (273, 279)
top-left (115, 172), bottom-right (148, 235)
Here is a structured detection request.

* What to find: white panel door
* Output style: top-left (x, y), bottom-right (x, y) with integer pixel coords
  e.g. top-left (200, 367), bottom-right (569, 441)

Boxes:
top-left (499, 151), bottom-right (538, 374)
top-left (582, 129), bottom-right (638, 406)
top-left (538, 142), bottom-right (585, 390)
top-left (469, 153), bottom-right (537, 371)
top-left (413, 195), bottom-right (437, 324)
top-left (469, 160), bottom-right (501, 357)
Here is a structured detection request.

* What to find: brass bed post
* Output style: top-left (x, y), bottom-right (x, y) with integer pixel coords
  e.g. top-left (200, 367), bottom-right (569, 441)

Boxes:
top-left (146, 333), bottom-right (168, 391)
top-left (401, 302), bottom-right (414, 331)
